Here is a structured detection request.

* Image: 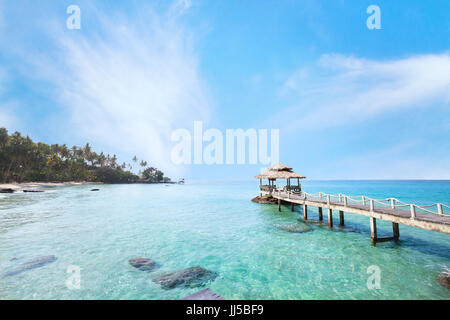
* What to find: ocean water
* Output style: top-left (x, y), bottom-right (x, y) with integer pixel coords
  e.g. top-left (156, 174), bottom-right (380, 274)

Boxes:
top-left (0, 180), bottom-right (449, 300)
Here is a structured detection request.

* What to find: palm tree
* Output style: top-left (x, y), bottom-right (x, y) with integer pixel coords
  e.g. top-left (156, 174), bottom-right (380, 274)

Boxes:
top-left (98, 152), bottom-right (106, 167)
top-left (111, 154), bottom-right (118, 169)
top-left (84, 143), bottom-right (96, 166)
top-left (139, 160), bottom-right (147, 169)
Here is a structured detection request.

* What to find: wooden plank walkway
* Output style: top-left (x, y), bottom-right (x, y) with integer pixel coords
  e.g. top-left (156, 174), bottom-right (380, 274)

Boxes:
top-left (270, 191), bottom-right (450, 245)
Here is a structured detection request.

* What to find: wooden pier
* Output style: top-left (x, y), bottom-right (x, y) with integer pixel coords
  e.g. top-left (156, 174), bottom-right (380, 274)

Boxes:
top-left (255, 163), bottom-right (450, 245)
top-left (272, 190), bottom-right (450, 245)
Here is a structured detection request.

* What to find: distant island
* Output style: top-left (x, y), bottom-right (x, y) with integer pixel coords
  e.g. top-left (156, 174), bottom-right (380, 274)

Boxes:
top-left (0, 127), bottom-right (170, 184)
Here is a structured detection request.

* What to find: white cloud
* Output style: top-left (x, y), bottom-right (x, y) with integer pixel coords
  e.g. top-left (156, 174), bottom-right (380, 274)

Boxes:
top-left (0, 106), bottom-right (15, 128)
top-left (25, 3), bottom-right (211, 176)
top-left (171, 0), bottom-right (192, 15)
top-left (0, 68), bottom-right (16, 129)
top-left (0, 98), bottom-right (16, 128)
top-left (277, 53), bottom-right (450, 131)
top-left (332, 141), bottom-right (450, 179)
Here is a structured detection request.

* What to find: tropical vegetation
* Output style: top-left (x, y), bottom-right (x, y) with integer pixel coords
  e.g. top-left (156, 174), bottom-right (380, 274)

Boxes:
top-left (0, 127), bottom-right (170, 183)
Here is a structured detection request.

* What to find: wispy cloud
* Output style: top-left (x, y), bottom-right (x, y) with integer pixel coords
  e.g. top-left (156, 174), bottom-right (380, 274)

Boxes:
top-left (171, 0), bottom-right (192, 16)
top-left (19, 2), bottom-right (212, 175)
top-left (277, 53), bottom-right (450, 131)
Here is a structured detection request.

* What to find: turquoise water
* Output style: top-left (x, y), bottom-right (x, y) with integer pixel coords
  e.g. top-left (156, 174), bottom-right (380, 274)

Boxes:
top-left (0, 181), bottom-right (449, 300)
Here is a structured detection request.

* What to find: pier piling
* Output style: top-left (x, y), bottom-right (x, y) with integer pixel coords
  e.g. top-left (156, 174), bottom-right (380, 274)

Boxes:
top-left (339, 210), bottom-right (344, 226)
top-left (393, 222), bottom-right (400, 241)
top-left (318, 207), bottom-right (323, 221)
top-left (328, 209), bottom-right (333, 228)
top-left (370, 217), bottom-right (377, 245)
top-left (303, 204), bottom-right (308, 220)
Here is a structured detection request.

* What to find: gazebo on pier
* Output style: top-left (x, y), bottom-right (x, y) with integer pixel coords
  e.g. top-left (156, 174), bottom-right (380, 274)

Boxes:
top-left (255, 163), bottom-right (306, 196)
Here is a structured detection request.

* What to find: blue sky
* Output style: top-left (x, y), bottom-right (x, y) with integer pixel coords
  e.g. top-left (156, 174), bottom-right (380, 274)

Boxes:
top-left (0, 0), bottom-right (449, 180)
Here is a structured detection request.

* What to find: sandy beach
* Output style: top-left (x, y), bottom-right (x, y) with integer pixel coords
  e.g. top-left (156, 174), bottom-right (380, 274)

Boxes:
top-left (0, 181), bottom-right (101, 191)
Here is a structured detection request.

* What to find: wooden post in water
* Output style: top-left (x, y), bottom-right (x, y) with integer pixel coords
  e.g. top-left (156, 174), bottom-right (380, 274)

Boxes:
top-left (392, 222), bottom-right (400, 241)
top-left (303, 204), bottom-right (308, 220)
top-left (278, 198), bottom-right (281, 212)
top-left (370, 217), bottom-right (377, 245)
top-left (318, 207), bottom-right (323, 221)
top-left (327, 195), bottom-right (332, 227)
top-left (327, 209), bottom-right (333, 228)
top-left (291, 203), bottom-right (294, 212)
top-left (339, 211), bottom-right (344, 226)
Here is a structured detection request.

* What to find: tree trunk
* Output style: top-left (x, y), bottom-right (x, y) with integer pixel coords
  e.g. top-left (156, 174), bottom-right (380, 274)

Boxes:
top-left (3, 159), bottom-right (14, 183)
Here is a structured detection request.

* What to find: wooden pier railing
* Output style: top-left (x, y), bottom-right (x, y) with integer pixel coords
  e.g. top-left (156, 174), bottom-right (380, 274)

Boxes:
top-left (298, 191), bottom-right (450, 217)
top-left (267, 189), bottom-right (450, 245)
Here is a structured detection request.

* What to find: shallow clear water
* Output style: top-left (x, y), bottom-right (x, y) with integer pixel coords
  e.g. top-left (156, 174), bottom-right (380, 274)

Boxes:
top-left (0, 181), bottom-right (449, 300)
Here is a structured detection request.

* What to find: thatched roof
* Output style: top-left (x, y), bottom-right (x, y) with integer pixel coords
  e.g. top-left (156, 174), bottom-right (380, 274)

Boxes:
top-left (266, 163), bottom-right (292, 171)
top-left (255, 171), bottom-right (305, 179)
top-left (255, 163), bottom-right (306, 179)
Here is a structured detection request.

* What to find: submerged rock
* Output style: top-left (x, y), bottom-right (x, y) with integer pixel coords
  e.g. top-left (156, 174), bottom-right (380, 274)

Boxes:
top-left (3, 255), bottom-right (57, 277)
top-left (129, 258), bottom-right (158, 271)
top-left (436, 270), bottom-right (450, 289)
top-left (180, 288), bottom-right (224, 300)
top-left (275, 223), bottom-right (312, 233)
top-left (304, 220), bottom-right (325, 226)
top-left (153, 266), bottom-right (218, 289)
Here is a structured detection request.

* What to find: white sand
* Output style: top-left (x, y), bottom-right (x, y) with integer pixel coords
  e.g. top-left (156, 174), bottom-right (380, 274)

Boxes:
top-left (0, 181), bottom-right (101, 191)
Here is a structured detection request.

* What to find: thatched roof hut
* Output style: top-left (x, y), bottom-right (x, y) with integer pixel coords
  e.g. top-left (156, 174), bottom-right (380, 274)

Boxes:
top-left (255, 163), bottom-right (306, 194)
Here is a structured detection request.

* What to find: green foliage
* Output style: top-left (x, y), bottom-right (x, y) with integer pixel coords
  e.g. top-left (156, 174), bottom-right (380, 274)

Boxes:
top-left (142, 167), bottom-right (166, 183)
top-left (92, 167), bottom-right (139, 184)
top-left (0, 128), bottom-right (165, 184)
